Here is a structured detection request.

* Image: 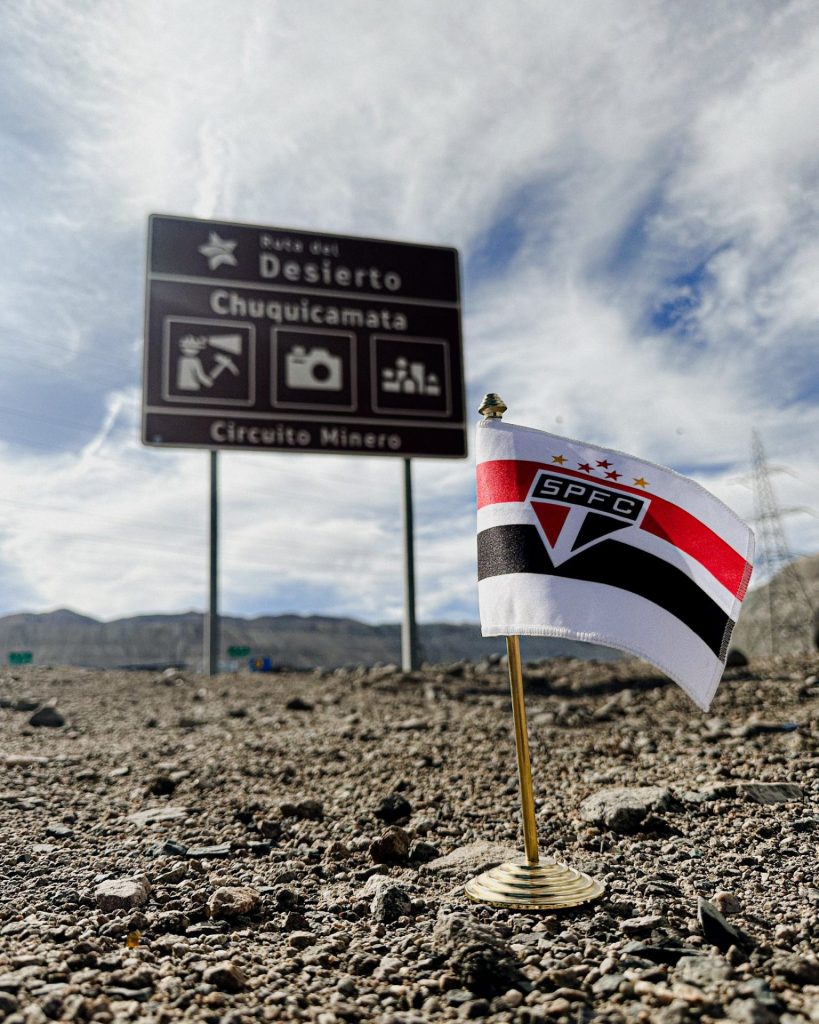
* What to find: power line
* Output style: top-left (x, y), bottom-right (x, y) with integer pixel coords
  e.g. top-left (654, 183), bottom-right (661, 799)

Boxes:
top-left (750, 430), bottom-right (815, 655)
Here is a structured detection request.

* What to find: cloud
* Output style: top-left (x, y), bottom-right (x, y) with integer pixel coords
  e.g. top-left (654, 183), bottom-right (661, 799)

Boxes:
top-left (0, 0), bottom-right (817, 623)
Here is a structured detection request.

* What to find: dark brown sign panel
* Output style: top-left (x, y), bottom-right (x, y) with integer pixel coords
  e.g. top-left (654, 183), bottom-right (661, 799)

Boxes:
top-left (143, 215), bottom-right (466, 458)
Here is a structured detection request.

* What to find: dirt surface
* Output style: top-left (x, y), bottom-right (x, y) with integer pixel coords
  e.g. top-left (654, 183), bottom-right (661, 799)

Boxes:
top-left (1, 654), bottom-right (818, 1023)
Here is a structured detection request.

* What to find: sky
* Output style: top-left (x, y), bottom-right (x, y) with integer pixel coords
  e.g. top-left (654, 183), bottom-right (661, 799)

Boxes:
top-left (1, 0), bottom-right (818, 626)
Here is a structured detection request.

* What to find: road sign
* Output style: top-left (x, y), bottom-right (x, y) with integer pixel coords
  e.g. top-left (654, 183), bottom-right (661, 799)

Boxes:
top-left (228, 645), bottom-right (250, 658)
top-left (8, 651), bottom-right (32, 665)
top-left (143, 215), bottom-right (466, 458)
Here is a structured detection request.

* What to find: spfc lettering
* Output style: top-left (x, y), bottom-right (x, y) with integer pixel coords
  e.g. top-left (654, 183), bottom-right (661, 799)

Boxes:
top-left (528, 471), bottom-right (650, 566)
top-left (531, 472), bottom-right (645, 521)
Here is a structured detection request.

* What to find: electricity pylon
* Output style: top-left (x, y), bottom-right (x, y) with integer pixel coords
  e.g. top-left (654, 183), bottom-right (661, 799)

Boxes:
top-left (750, 430), bottom-right (814, 655)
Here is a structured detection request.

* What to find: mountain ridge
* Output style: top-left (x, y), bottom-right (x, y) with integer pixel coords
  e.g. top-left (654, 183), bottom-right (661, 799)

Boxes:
top-left (0, 608), bottom-right (616, 670)
top-left (4, 551), bottom-right (815, 670)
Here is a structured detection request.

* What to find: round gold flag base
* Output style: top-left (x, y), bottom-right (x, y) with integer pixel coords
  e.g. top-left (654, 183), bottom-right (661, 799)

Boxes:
top-left (465, 857), bottom-right (604, 910)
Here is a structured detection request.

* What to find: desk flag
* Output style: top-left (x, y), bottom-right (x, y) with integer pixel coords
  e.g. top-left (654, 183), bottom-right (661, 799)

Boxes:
top-left (477, 417), bottom-right (754, 710)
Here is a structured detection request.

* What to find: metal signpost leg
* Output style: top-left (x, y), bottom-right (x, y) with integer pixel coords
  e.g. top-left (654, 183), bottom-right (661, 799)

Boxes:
top-left (205, 450), bottom-right (219, 676)
top-left (401, 457), bottom-right (419, 672)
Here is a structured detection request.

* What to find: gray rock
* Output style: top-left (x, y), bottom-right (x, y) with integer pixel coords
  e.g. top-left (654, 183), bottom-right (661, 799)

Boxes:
top-left (579, 786), bottom-right (671, 831)
top-left (28, 706), bottom-right (65, 728)
top-left (279, 799), bottom-right (323, 820)
top-left (679, 783), bottom-right (738, 804)
top-left (373, 792), bottom-right (412, 824)
top-left (12, 697), bottom-right (41, 712)
top-left (697, 897), bottom-right (754, 952)
top-left (207, 885), bottom-right (260, 919)
top-left (127, 805), bottom-right (189, 827)
top-left (0, 991), bottom-right (19, 1015)
top-left (458, 998), bottom-right (490, 1018)
top-left (433, 911), bottom-right (522, 997)
top-left (0, 754), bottom-right (49, 767)
top-left (185, 843), bottom-right (232, 858)
top-left (202, 961), bottom-right (247, 992)
top-left (370, 881), bottom-right (412, 923)
top-left (592, 973), bottom-right (625, 996)
top-left (620, 914), bottom-right (664, 936)
top-left (424, 841), bottom-right (517, 877)
top-left (738, 782), bottom-right (804, 804)
top-left (369, 825), bottom-right (410, 864)
top-left (285, 696), bottom-right (313, 711)
top-left (675, 953), bottom-right (732, 986)
top-left (724, 998), bottom-right (780, 1024)
top-left (771, 954), bottom-right (819, 986)
top-left (95, 876), bottom-right (151, 913)
top-left (146, 774), bottom-right (177, 796)
top-left (712, 890), bottom-right (742, 914)
top-left (104, 985), bottom-right (153, 1002)
top-left (735, 978), bottom-right (780, 1006)
top-left (621, 942), bottom-right (704, 966)
top-left (409, 839), bottom-right (441, 864)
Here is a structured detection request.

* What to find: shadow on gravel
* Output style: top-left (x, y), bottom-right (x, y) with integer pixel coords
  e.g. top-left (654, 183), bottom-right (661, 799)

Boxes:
top-left (527, 673), bottom-right (672, 698)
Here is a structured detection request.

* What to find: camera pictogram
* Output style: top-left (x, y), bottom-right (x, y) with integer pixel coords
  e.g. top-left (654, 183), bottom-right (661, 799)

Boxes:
top-left (285, 345), bottom-right (343, 392)
top-left (272, 329), bottom-right (355, 410)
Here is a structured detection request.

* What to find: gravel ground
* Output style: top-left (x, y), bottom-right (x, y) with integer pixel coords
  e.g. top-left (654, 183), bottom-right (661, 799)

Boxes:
top-left (1, 653), bottom-right (818, 1024)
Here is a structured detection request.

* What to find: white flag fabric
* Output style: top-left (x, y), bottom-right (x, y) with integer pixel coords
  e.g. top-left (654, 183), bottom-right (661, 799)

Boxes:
top-left (477, 418), bottom-right (754, 710)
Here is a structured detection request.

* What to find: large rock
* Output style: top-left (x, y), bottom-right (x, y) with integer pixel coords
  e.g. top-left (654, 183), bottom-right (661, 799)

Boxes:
top-left (579, 786), bottom-right (671, 832)
top-left (369, 826), bottom-right (410, 864)
top-left (738, 782), bottom-right (803, 804)
top-left (207, 886), bottom-right (260, 919)
top-left (424, 841), bottom-right (517, 877)
top-left (373, 792), bottom-right (412, 824)
top-left (697, 897), bottom-right (754, 952)
top-left (95, 876), bottom-right (151, 913)
top-left (369, 880), bottom-right (412, 923)
top-left (28, 706), bottom-right (65, 728)
top-left (127, 806), bottom-right (189, 827)
top-left (433, 912), bottom-right (522, 996)
top-left (202, 961), bottom-right (247, 992)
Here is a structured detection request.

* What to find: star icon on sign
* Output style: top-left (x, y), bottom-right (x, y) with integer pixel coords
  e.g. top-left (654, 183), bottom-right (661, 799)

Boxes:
top-left (577, 462), bottom-right (593, 473)
top-left (633, 477), bottom-right (649, 488)
top-left (198, 232), bottom-right (238, 270)
top-left (551, 454), bottom-right (567, 465)
top-left (596, 459), bottom-right (612, 468)
top-left (605, 470), bottom-right (622, 480)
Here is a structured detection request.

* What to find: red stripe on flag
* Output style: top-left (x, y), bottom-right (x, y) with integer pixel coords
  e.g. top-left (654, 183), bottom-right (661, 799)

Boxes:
top-left (476, 459), bottom-right (751, 598)
top-left (476, 459), bottom-right (539, 509)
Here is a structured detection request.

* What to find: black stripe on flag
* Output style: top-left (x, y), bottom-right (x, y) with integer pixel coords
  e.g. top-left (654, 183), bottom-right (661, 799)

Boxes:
top-left (477, 524), bottom-right (733, 658)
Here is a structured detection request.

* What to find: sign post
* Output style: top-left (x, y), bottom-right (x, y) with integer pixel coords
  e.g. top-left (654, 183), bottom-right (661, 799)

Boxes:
top-left (204, 450), bottom-right (219, 676)
top-left (401, 458), bottom-right (419, 671)
top-left (144, 215), bottom-right (465, 672)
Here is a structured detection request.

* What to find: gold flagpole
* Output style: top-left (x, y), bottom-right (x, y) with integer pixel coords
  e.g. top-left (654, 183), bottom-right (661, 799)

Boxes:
top-left (465, 394), bottom-right (604, 910)
top-left (506, 633), bottom-right (539, 865)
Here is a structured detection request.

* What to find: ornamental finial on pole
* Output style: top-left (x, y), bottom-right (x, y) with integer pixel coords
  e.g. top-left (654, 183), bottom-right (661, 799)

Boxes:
top-left (478, 393), bottom-right (507, 419)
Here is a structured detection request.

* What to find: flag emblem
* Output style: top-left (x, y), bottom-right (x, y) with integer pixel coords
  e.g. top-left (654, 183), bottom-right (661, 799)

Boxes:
top-left (476, 418), bottom-right (754, 710)
top-left (527, 470), bottom-right (650, 565)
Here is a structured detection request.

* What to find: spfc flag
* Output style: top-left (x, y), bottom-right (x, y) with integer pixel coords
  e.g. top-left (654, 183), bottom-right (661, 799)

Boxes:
top-left (477, 418), bottom-right (754, 710)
